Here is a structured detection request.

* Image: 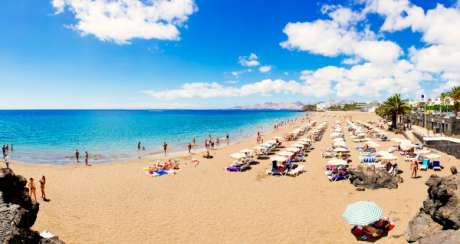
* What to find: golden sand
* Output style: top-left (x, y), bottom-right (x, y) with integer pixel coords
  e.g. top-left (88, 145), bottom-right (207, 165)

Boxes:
top-left (11, 111), bottom-right (460, 243)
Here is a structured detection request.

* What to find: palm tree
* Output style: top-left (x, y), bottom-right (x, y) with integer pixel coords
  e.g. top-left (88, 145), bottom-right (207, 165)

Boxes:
top-left (381, 94), bottom-right (411, 130)
top-left (448, 86), bottom-right (460, 117)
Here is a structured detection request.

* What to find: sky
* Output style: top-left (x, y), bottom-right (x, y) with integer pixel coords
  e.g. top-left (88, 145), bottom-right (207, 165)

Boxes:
top-left (1, 0), bottom-right (460, 109)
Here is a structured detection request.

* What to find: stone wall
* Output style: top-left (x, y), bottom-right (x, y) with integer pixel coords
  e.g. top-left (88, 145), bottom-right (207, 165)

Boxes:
top-left (413, 132), bottom-right (460, 159)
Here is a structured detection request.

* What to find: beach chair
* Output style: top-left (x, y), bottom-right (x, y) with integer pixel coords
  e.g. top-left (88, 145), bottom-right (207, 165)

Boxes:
top-left (420, 159), bottom-right (430, 170)
top-left (287, 165), bottom-right (305, 176)
top-left (432, 161), bottom-right (442, 171)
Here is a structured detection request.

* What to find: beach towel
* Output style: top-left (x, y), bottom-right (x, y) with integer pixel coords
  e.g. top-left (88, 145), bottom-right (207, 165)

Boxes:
top-left (154, 170), bottom-right (168, 176)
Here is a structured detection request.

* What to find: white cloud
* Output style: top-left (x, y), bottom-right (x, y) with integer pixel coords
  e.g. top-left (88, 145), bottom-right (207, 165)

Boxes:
top-left (279, 1), bottom-right (460, 100)
top-left (432, 80), bottom-right (460, 95)
top-left (51, 0), bottom-right (197, 44)
top-left (280, 7), bottom-right (401, 65)
top-left (230, 69), bottom-right (252, 78)
top-left (259, 65), bottom-right (272, 73)
top-left (143, 78), bottom-right (331, 100)
top-left (238, 53), bottom-right (260, 67)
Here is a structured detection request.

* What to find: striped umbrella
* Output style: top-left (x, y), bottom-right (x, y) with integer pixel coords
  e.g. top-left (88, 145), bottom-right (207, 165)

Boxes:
top-left (342, 201), bottom-right (383, 226)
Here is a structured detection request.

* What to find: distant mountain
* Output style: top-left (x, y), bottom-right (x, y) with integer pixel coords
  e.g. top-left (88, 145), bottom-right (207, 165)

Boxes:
top-left (234, 102), bottom-right (304, 110)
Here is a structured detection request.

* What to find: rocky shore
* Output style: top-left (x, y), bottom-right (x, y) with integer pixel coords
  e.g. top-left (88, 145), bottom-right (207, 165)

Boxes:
top-left (0, 168), bottom-right (64, 244)
top-left (406, 171), bottom-right (460, 243)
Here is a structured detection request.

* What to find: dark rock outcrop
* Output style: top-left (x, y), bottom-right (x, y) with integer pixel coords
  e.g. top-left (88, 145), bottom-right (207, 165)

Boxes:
top-left (348, 167), bottom-right (403, 189)
top-left (415, 230), bottom-right (460, 244)
top-left (0, 168), bottom-right (64, 244)
top-left (406, 174), bottom-right (460, 243)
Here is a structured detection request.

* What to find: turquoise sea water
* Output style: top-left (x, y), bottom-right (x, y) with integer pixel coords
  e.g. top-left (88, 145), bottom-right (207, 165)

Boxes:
top-left (0, 110), bottom-right (302, 164)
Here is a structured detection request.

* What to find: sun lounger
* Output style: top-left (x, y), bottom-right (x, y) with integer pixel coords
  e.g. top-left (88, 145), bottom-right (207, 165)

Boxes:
top-left (432, 161), bottom-right (442, 171)
top-left (421, 159), bottom-right (430, 170)
top-left (287, 165), bottom-right (305, 176)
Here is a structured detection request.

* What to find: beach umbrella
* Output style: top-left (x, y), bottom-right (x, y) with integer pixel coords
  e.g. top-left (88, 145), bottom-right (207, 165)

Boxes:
top-left (381, 154), bottom-right (397, 160)
top-left (270, 155), bottom-right (288, 162)
top-left (292, 143), bottom-right (305, 148)
top-left (391, 138), bottom-right (403, 142)
top-left (333, 141), bottom-right (347, 147)
top-left (400, 143), bottom-right (415, 151)
top-left (425, 153), bottom-right (440, 159)
top-left (277, 151), bottom-right (294, 157)
top-left (376, 151), bottom-right (392, 156)
top-left (327, 159), bottom-right (348, 166)
top-left (230, 153), bottom-right (246, 159)
top-left (286, 147), bottom-right (300, 152)
top-left (334, 147), bottom-right (349, 152)
top-left (342, 201), bottom-right (384, 226)
top-left (417, 149), bottom-right (431, 155)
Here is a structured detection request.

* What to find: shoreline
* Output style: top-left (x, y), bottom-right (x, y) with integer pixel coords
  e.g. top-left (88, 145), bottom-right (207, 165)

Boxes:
top-left (7, 112), bottom-right (306, 167)
top-left (6, 111), bottom-right (305, 165)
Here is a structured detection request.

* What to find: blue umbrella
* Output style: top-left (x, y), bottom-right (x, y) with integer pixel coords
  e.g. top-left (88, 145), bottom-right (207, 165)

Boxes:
top-left (342, 201), bottom-right (383, 226)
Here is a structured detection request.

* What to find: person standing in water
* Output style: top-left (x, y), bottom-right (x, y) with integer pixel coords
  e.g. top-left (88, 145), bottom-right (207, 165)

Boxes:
top-left (75, 149), bottom-right (80, 163)
top-left (226, 133), bottom-right (229, 145)
top-left (192, 137), bottom-right (196, 145)
top-left (39, 176), bottom-right (47, 201)
top-left (28, 178), bottom-right (37, 202)
top-left (163, 142), bottom-right (168, 156)
top-left (138, 141), bottom-right (141, 151)
top-left (187, 143), bottom-right (192, 154)
top-left (84, 151), bottom-right (90, 166)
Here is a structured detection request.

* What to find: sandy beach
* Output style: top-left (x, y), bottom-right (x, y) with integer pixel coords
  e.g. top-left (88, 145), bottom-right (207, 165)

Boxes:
top-left (10, 111), bottom-right (460, 244)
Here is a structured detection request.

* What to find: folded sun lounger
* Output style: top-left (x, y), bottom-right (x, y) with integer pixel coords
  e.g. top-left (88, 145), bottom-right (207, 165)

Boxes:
top-left (432, 160), bottom-right (442, 171)
top-left (421, 159), bottom-right (430, 170)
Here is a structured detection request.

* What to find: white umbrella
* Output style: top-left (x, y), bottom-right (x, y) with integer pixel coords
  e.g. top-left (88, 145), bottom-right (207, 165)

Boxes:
top-left (417, 149), bottom-right (431, 155)
top-left (391, 138), bottom-right (403, 142)
top-left (327, 159), bottom-right (348, 166)
top-left (292, 143), bottom-right (305, 148)
top-left (342, 201), bottom-right (384, 226)
top-left (270, 155), bottom-right (288, 162)
top-left (333, 141), bottom-right (347, 147)
top-left (277, 151), bottom-right (294, 157)
top-left (334, 147), bottom-right (349, 152)
top-left (381, 154), bottom-right (397, 160)
top-left (425, 153), bottom-right (441, 159)
top-left (286, 147), bottom-right (300, 152)
top-left (400, 144), bottom-right (415, 151)
top-left (367, 141), bottom-right (380, 148)
top-left (230, 153), bottom-right (246, 159)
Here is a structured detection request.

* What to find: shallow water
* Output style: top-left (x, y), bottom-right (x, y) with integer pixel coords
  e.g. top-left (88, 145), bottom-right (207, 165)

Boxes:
top-left (0, 109), bottom-right (302, 163)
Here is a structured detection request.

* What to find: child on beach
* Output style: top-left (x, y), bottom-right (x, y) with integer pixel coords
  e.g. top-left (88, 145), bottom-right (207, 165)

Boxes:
top-left (28, 178), bottom-right (37, 202)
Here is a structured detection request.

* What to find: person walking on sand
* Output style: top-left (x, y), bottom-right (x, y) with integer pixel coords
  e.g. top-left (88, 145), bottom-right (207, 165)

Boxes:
top-left (39, 176), bottom-right (47, 201)
top-left (187, 143), bottom-right (192, 154)
top-left (84, 151), bottom-right (90, 166)
top-left (163, 142), bottom-right (168, 156)
top-left (28, 178), bottom-right (37, 202)
top-left (410, 160), bottom-right (418, 178)
top-left (75, 149), bottom-right (80, 163)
